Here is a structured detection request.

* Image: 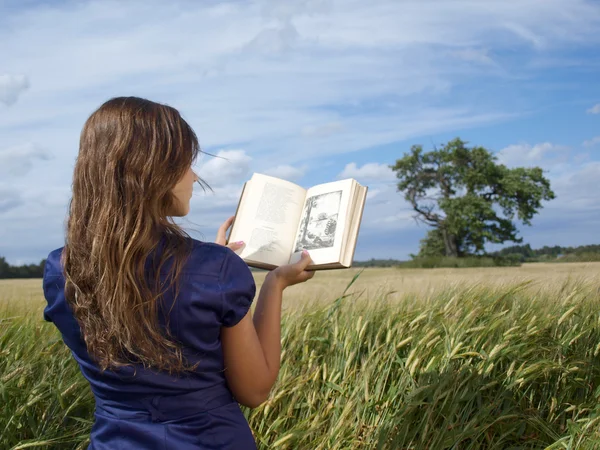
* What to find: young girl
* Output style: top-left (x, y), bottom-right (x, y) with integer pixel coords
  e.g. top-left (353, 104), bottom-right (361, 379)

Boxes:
top-left (42, 97), bottom-right (314, 449)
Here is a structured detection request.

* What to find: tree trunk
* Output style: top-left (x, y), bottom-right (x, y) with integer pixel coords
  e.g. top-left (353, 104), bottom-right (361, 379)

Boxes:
top-left (441, 227), bottom-right (459, 257)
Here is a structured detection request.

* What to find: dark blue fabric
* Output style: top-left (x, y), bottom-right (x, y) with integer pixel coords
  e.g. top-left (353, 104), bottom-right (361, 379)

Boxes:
top-left (42, 238), bottom-right (258, 449)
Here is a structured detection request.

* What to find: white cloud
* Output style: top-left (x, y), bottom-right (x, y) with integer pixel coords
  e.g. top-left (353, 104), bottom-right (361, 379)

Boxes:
top-left (583, 136), bottom-right (600, 148)
top-left (301, 123), bottom-right (344, 138)
top-left (0, 74), bottom-right (30, 106)
top-left (0, 188), bottom-right (22, 214)
top-left (493, 143), bottom-right (600, 217)
top-left (372, 211), bottom-right (417, 227)
top-left (451, 48), bottom-right (495, 66)
top-left (0, 143), bottom-right (51, 177)
top-left (245, 21), bottom-right (300, 54)
top-left (195, 150), bottom-right (252, 187)
top-left (586, 104), bottom-right (600, 114)
top-left (496, 142), bottom-right (570, 168)
top-left (481, 157), bottom-right (600, 254)
top-left (362, 184), bottom-right (417, 231)
top-left (260, 0), bottom-right (333, 21)
top-left (263, 164), bottom-right (306, 181)
top-left (533, 161), bottom-right (600, 223)
top-left (366, 188), bottom-right (381, 200)
top-left (338, 162), bottom-right (396, 181)
top-left (190, 183), bottom-right (245, 213)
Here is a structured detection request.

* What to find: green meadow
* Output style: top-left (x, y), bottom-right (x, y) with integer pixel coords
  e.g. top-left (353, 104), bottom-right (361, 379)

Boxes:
top-left (2, 264), bottom-right (600, 449)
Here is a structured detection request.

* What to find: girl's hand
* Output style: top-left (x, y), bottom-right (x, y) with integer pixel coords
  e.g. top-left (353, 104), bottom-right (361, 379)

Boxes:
top-left (269, 250), bottom-right (315, 289)
top-left (216, 216), bottom-right (245, 252)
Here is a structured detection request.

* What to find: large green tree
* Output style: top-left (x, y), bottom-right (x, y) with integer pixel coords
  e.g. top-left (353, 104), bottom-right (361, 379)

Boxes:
top-left (390, 138), bottom-right (555, 257)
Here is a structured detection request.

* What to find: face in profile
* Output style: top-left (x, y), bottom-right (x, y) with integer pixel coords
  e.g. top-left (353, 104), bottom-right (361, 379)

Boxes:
top-left (171, 167), bottom-right (199, 217)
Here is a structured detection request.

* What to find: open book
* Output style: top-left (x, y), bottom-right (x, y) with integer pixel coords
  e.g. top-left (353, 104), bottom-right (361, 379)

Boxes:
top-left (228, 173), bottom-right (368, 270)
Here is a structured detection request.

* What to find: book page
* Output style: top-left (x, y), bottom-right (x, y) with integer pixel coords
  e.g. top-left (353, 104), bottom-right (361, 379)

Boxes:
top-left (341, 184), bottom-right (367, 267)
top-left (288, 179), bottom-right (354, 266)
top-left (229, 173), bottom-right (306, 267)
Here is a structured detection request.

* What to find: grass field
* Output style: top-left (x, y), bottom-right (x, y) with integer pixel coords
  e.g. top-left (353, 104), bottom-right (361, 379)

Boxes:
top-left (2, 263), bottom-right (600, 449)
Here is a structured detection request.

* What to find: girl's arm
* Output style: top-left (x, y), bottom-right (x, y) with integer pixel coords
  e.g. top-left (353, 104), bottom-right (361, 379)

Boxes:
top-left (221, 251), bottom-right (314, 408)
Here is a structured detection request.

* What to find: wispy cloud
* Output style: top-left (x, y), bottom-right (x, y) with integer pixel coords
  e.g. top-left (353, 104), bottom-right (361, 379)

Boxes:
top-left (496, 142), bottom-right (571, 168)
top-left (263, 165), bottom-right (306, 182)
top-left (301, 123), bottom-right (344, 138)
top-left (451, 48), bottom-right (496, 66)
top-left (0, 74), bottom-right (30, 106)
top-left (0, 188), bottom-right (22, 214)
top-left (587, 104), bottom-right (600, 114)
top-left (0, 142), bottom-right (51, 177)
top-left (338, 162), bottom-right (395, 182)
top-left (196, 150), bottom-right (252, 188)
top-left (496, 142), bottom-right (600, 215)
top-left (583, 136), bottom-right (600, 147)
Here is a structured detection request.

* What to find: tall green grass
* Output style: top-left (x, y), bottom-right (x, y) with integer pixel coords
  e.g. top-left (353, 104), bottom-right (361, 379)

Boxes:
top-left (2, 279), bottom-right (600, 449)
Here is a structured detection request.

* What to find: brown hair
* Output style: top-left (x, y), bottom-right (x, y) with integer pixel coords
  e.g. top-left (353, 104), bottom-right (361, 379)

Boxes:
top-left (63, 96), bottom-right (201, 374)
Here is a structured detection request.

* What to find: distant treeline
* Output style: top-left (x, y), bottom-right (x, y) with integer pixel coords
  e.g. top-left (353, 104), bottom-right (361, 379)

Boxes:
top-left (352, 259), bottom-right (402, 268)
top-left (0, 257), bottom-right (46, 279)
top-left (489, 244), bottom-right (600, 262)
top-left (2, 243), bottom-right (600, 278)
top-left (353, 244), bottom-right (600, 269)
top-left (353, 256), bottom-right (521, 269)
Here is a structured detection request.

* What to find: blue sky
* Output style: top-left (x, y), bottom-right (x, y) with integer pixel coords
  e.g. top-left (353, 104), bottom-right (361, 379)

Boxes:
top-left (1, 0), bottom-right (600, 264)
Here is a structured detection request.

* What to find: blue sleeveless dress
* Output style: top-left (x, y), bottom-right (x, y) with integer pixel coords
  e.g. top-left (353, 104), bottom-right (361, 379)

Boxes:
top-left (42, 238), bottom-right (258, 449)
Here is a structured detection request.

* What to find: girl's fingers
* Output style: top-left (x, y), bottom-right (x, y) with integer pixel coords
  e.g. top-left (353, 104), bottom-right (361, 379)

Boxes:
top-left (216, 216), bottom-right (236, 245)
top-left (302, 270), bottom-right (315, 281)
top-left (227, 241), bottom-right (245, 252)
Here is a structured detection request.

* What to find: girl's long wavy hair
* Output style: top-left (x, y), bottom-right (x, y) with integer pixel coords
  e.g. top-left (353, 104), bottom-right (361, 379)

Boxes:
top-left (62, 96), bottom-right (203, 374)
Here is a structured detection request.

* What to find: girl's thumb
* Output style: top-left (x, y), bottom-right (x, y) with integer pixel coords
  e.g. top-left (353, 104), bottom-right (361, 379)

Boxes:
top-left (298, 250), bottom-right (312, 267)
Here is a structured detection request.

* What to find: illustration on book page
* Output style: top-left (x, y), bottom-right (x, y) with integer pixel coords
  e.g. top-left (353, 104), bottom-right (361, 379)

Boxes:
top-left (294, 190), bottom-right (342, 252)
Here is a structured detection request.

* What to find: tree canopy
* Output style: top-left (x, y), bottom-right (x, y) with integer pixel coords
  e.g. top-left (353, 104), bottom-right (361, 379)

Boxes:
top-left (390, 138), bottom-right (555, 257)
